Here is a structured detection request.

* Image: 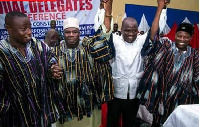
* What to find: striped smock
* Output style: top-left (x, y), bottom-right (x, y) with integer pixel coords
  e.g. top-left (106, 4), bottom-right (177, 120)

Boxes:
top-left (54, 28), bottom-right (114, 122)
top-left (137, 37), bottom-right (199, 123)
top-left (0, 37), bottom-right (66, 127)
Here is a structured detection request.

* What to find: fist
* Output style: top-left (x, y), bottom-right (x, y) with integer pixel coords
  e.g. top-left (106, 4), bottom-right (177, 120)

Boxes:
top-left (101, 0), bottom-right (111, 3)
top-left (158, 0), bottom-right (170, 8)
top-left (164, 0), bottom-right (170, 5)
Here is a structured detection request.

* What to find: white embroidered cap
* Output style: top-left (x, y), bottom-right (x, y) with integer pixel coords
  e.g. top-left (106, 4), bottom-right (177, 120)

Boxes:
top-left (63, 17), bottom-right (79, 29)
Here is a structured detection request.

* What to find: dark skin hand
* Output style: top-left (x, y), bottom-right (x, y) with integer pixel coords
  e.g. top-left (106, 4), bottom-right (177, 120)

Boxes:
top-left (150, 0), bottom-right (170, 41)
top-left (101, 0), bottom-right (110, 3)
top-left (103, 0), bottom-right (113, 32)
top-left (51, 63), bottom-right (63, 79)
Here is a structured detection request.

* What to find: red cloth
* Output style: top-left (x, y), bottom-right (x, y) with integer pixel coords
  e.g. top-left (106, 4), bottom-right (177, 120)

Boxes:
top-left (165, 22), bottom-right (178, 42)
top-left (100, 103), bottom-right (108, 127)
top-left (100, 103), bottom-right (122, 127)
top-left (190, 23), bottom-right (199, 49)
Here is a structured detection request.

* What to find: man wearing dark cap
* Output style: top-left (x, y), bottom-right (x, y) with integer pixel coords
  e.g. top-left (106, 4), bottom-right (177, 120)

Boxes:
top-left (136, 0), bottom-right (199, 126)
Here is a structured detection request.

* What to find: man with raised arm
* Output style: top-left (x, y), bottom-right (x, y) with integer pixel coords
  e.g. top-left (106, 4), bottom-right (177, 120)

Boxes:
top-left (137, 0), bottom-right (198, 126)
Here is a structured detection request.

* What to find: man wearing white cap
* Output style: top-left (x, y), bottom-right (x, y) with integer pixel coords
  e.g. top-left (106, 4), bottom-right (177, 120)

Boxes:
top-left (54, 0), bottom-right (114, 126)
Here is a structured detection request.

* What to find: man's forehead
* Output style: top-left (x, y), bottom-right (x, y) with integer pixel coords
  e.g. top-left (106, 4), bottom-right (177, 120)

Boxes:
top-left (12, 16), bottom-right (29, 23)
top-left (122, 19), bottom-right (137, 27)
top-left (123, 22), bottom-right (137, 28)
top-left (64, 27), bottom-right (79, 31)
top-left (11, 16), bottom-right (30, 25)
top-left (12, 16), bottom-right (28, 19)
top-left (176, 31), bottom-right (191, 36)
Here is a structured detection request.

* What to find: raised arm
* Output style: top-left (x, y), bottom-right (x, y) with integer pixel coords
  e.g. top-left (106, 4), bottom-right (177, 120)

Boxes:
top-left (150, 0), bottom-right (170, 41)
top-left (103, 0), bottom-right (113, 33)
top-left (84, 0), bottom-right (115, 62)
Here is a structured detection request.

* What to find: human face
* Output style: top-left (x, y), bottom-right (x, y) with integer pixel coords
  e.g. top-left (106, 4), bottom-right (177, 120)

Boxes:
top-left (113, 24), bottom-right (118, 32)
top-left (121, 20), bottom-right (138, 43)
top-left (49, 32), bottom-right (59, 47)
top-left (6, 16), bottom-right (32, 45)
top-left (175, 31), bottom-right (192, 51)
top-left (50, 21), bottom-right (56, 29)
top-left (64, 27), bottom-right (80, 48)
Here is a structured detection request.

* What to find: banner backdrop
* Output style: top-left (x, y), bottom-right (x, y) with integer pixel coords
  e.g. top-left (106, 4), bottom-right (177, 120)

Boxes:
top-left (125, 4), bottom-right (199, 28)
top-left (0, 0), bottom-right (100, 40)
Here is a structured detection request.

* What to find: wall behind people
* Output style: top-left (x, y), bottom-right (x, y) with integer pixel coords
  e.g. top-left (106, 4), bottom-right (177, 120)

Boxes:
top-left (112, 0), bottom-right (199, 28)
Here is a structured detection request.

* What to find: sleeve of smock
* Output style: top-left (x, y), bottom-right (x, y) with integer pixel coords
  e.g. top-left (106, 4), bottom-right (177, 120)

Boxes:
top-left (33, 38), bottom-right (67, 120)
top-left (0, 61), bottom-right (10, 117)
top-left (82, 14), bottom-right (115, 63)
top-left (141, 31), bottom-right (164, 57)
top-left (192, 50), bottom-right (199, 103)
top-left (44, 42), bottom-right (67, 118)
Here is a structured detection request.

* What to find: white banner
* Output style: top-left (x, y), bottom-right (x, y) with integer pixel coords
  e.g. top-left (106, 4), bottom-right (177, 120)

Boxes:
top-left (0, 0), bottom-right (100, 40)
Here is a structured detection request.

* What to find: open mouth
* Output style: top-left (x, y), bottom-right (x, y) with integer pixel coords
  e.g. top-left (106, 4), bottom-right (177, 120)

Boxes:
top-left (178, 42), bottom-right (186, 46)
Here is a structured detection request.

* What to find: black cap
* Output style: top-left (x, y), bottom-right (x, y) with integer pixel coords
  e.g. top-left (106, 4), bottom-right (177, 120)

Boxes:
top-left (176, 22), bottom-right (194, 36)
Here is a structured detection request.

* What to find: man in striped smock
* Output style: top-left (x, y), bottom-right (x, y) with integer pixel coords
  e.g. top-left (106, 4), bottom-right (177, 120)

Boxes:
top-left (54, 0), bottom-right (114, 124)
top-left (137, 0), bottom-right (199, 126)
top-left (0, 11), bottom-right (65, 127)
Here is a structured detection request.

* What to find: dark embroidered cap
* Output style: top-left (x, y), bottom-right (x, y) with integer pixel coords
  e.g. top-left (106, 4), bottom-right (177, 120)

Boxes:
top-left (176, 22), bottom-right (194, 35)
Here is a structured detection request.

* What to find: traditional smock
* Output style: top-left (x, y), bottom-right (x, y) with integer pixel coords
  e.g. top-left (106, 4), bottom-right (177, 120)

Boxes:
top-left (0, 38), bottom-right (66, 127)
top-left (137, 36), bottom-right (199, 123)
top-left (54, 27), bottom-right (114, 122)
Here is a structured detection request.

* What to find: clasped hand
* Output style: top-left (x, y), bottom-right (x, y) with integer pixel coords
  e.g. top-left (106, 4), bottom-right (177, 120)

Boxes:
top-left (51, 63), bottom-right (63, 79)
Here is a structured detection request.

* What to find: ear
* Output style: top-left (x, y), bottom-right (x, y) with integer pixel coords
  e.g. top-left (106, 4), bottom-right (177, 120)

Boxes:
top-left (175, 32), bottom-right (177, 37)
top-left (5, 24), bottom-right (12, 33)
top-left (188, 35), bottom-right (192, 41)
